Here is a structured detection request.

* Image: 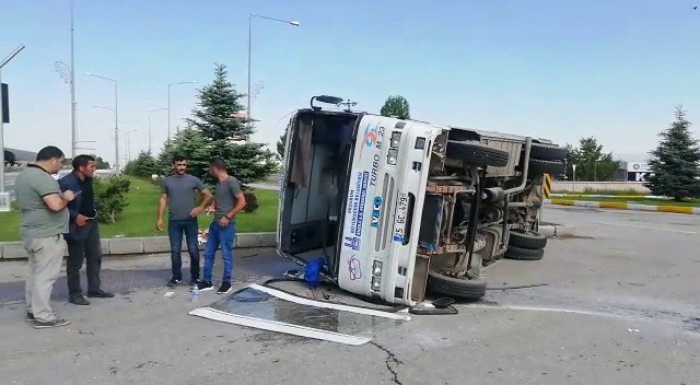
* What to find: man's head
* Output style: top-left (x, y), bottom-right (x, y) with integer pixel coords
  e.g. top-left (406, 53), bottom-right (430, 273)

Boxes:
top-left (72, 154), bottom-right (97, 178)
top-left (208, 157), bottom-right (227, 177)
top-left (35, 146), bottom-right (65, 174)
top-left (172, 154), bottom-right (187, 175)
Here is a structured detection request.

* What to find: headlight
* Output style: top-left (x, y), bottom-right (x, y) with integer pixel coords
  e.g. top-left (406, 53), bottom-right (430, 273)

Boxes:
top-left (372, 260), bottom-right (383, 276)
top-left (390, 132), bottom-right (401, 149)
top-left (371, 276), bottom-right (382, 291)
top-left (387, 149), bottom-right (398, 165)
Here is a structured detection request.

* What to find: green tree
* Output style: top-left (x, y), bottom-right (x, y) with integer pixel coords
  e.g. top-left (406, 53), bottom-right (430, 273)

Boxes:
top-left (93, 155), bottom-right (111, 169)
top-left (157, 127), bottom-right (210, 179)
top-left (645, 106), bottom-right (700, 200)
top-left (185, 63), bottom-right (277, 187)
top-left (123, 151), bottom-right (160, 178)
top-left (380, 95), bottom-right (411, 120)
top-left (564, 137), bottom-right (620, 181)
top-left (276, 131), bottom-right (286, 161)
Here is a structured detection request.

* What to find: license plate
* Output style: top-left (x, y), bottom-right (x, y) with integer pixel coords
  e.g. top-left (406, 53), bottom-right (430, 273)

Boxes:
top-left (393, 193), bottom-right (409, 242)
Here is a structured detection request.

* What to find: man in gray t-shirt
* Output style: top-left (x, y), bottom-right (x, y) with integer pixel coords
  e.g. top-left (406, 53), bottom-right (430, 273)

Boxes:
top-left (198, 157), bottom-right (246, 294)
top-left (15, 146), bottom-right (76, 329)
top-left (157, 155), bottom-right (212, 287)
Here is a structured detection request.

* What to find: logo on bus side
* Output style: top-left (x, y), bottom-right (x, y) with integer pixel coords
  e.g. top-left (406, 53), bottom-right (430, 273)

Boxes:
top-left (371, 196), bottom-right (383, 228)
top-left (348, 256), bottom-right (362, 281)
top-left (359, 122), bottom-right (384, 159)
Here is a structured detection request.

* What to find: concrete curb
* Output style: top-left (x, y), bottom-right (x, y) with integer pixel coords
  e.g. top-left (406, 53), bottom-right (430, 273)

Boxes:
top-left (544, 199), bottom-right (700, 215)
top-left (0, 232), bottom-right (278, 261)
top-left (538, 224), bottom-right (576, 238)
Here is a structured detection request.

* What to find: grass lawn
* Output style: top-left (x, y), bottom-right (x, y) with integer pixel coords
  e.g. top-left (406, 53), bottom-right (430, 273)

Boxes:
top-left (555, 195), bottom-right (700, 207)
top-left (0, 177), bottom-right (279, 242)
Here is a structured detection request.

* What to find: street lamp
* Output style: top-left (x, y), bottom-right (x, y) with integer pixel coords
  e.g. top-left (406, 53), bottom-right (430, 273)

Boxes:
top-left (167, 81), bottom-right (196, 142)
top-left (148, 107), bottom-right (168, 153)
top-left (122, 128), bottom-right (137, 163)
top-left (247, 14), bottom-right (300, 135)
top-left (86, 72), bottom-right (119, 172)
top-left (0, 44), bottom-right (26, 197)
top-left (92, 104), bottom-right (119, 173)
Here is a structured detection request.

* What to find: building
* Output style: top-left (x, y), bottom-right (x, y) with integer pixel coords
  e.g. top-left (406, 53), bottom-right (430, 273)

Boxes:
top-left (4, 147), bottom-right (37, 165)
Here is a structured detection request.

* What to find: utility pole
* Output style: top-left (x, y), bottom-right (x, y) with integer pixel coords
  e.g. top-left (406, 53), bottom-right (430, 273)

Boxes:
top-left (70, 0), bottom-right (77, 158)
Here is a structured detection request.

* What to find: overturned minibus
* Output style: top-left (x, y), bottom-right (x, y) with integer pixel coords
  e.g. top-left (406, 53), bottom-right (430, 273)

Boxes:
top-left (277, 96), bottom-right (566, 306)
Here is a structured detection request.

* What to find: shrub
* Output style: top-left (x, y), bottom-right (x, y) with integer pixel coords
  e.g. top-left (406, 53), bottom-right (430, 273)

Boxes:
top-left (243, 191), bottom-right (259, 213)
top-left (123, 152), bottom-right (160, 179)
top-left (94, 176), bottom-right (131, 224)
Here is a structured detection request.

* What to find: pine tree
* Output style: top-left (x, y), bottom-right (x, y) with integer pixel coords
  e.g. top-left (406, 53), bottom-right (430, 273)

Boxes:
top-left (380, 95), bottom-right (411, 120)
top-left (276, 131), bottom-right (286, 161)
top-left (186, 63), bottom-right (277, 187)
top-left (646, 106), bottom-right (700, 200)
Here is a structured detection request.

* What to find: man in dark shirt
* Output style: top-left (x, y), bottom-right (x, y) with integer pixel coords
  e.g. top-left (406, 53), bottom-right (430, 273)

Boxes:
top-left (157, 154), bottom-right (213, 288)
top-left (59, 154), bottom-right (114, 305)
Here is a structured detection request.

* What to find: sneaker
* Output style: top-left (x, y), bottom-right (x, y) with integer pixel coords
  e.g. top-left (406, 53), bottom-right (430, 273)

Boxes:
top-left (167, 279), bottom-right (182, 287)
top-left (25, 312), bottom-right (34, 322)
top-left (198, 281), bottom-right (214, 292)
top-left (69, 295), bottom-right (90, 306)
top-left (87, 290), bottom-right (115, 298)
top-left (34, 317), bottom-right (71, 329)
top-left (217, 282), bottom-right (232, 294)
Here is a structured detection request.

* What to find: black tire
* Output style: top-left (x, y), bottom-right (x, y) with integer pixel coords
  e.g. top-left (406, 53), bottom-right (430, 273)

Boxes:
top-left (446, 141), bottom-right (510, 168)
top-left (427, 271), bottom-right (487, 301)
top-left (530, 143), bottom-right (567, 161)
top-left (508, 229), bottom-right (547, 249)
top-left (504, 245), bottom-right (545, 261)
top-left (528, 159), bottom-right (565, 176)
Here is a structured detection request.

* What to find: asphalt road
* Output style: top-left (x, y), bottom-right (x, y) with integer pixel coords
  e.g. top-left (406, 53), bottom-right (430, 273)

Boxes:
top-left (0, 206), bottom-right (698, 385)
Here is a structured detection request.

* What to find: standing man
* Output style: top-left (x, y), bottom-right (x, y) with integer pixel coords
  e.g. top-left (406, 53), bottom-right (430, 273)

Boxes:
top-left (157, 154), bottom-right (212, 288)
top-left (15, 146), bottom-right (76, 328)
top-left (198, 157), bottom-right (246, 294)
top-left (59, 154), bottom-right (114, 305)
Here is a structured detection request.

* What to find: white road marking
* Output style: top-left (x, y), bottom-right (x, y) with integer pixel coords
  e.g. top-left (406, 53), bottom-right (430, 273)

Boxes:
top-left (590, 220), bottom-right (698, 235)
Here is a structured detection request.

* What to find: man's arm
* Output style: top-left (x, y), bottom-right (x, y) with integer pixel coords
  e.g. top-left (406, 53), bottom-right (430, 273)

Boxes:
top-left (38, 176), bottom-right (73, 212)
top-left (156, 181), bottom-right (169, 230)
top-left (224, 178), bottom-right (246, 220)
top-left (194, 178), bottom-right (213, 210)
top-left (58, 175), bottom-right (80, 221)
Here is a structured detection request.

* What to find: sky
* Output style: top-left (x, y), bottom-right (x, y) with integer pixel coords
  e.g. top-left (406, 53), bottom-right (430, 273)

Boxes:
top-left (1, 0), bottom-right (700, 166)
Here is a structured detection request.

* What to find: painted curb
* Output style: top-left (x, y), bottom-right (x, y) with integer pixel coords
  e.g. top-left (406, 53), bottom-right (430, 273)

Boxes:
top-left (0, 232), bottom-right (278, 261)
top-left (544, 199), bottom-right (700, 215)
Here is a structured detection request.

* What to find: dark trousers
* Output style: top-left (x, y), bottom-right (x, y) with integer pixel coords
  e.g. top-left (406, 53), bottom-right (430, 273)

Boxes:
top-left (168, 219), bottom-right (200, 283)
top-left (66, 220), bottom-right (103, 297)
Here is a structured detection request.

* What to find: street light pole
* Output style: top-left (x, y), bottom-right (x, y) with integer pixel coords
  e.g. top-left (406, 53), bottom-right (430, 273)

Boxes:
top-left (69, 0), bottom-right (76, 158)
top-left (148, 107), bottom-right (168, 153)
top-left (167, 81), bottom-right (196, 142)
top-left (0, 44), bottom-right (26, 195)
top-left (247, 14), bottom-right (300, 137)
top-left (86, 72), bottom-right (119, 171)
top-left (124, 128), bottom-right (137, 163)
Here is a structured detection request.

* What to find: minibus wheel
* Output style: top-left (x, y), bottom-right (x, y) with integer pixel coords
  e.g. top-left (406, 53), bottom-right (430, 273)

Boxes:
top-left (427, 271), bottom-right (487, 301)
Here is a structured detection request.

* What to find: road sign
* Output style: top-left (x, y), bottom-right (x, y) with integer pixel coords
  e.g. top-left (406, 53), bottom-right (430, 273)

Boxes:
top-left (1, 83), bottom-right (8, 123)
top-left (542, 173), bottom-right (552, 198)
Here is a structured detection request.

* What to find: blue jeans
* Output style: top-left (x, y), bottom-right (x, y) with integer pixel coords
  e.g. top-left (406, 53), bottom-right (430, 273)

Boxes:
top-left (203, 221), bottom-right (236, 283)
top-left (168, 219), bottom-right (200, 283)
